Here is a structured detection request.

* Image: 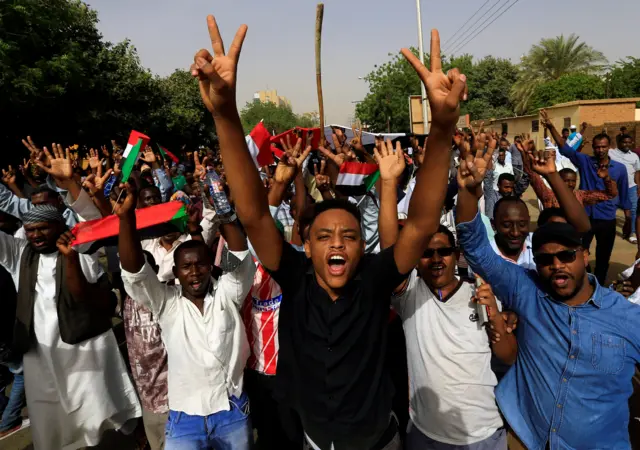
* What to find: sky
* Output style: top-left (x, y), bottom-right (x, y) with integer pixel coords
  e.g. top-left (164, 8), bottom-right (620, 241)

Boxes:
top-left (88, 0), bottom-right (640, 127)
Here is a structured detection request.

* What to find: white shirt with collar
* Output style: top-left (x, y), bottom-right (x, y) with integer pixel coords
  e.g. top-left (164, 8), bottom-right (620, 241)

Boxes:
top-left (140, 207), bottom-right (218, 282)
top-left (469, 233), bottom-right (535, 279)
top-left (490, 233), bottom-right (536, 271)
top-left (492, 161), bottom-right (514, 192)
top-left (121, 250), bottom-right (256, 417)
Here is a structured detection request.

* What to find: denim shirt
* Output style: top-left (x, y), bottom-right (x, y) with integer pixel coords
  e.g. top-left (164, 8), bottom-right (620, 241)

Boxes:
top-left (457, 213), bottom-right (640, 450)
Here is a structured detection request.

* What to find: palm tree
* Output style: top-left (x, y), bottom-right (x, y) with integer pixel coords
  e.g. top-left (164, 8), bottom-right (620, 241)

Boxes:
top-left (511, 34), bottom-right (607, 114)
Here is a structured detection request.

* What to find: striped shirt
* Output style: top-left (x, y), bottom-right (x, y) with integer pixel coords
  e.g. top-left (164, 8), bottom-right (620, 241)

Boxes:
top-left (242, 262), bottom-right (282, 375)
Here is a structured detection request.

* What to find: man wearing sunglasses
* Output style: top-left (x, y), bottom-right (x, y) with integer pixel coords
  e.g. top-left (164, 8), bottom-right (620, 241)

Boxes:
top-left (389, 224), bottom-right (516, 449)
top-left (456, 150), bottom-right (640, 449)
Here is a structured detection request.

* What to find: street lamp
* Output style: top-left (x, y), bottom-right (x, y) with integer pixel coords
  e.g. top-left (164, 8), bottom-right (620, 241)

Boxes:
top-left (415, 0), bottom-right (429, 134)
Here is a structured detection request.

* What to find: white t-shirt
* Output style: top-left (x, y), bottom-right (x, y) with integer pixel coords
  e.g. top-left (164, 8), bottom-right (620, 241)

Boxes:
top-left (392, 273), bottom-right (504, 445)
top-left (492, 162), bottom-right (514, 192)
top-left (609, 148), bottom-right (640, 188)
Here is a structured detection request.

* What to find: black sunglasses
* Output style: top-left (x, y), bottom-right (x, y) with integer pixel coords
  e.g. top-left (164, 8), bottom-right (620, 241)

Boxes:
top-left (423, 247), bottom-right (456, 258)
top-left (533, 249), bottom-right (578, 266)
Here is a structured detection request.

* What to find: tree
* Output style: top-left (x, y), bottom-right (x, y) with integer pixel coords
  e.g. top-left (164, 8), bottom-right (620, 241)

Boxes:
top-left (0, 0), bottom-right (217, 161)
top-left (511, 34), bottom-right (607, 114)
top-left (606, 57), bottom-right (640, 99)
top-left (355, 49), bottom-right (423, 133)
top-left (462, 56), bottom-right (518, 120)
top-left (240, 100), bottom-right (316, 134)
top-left (529, 74), bottom-right (605, 110)
top-left (355, 50), bottom-right (517, 131)
top-left (152, 70), bottom-right (216, 149)
top-left (0, 0), bottom-right (105, 144)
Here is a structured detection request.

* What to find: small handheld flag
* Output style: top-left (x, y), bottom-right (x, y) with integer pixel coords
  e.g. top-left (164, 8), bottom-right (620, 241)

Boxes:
top-left (121, 130), bottom-right (150, 182)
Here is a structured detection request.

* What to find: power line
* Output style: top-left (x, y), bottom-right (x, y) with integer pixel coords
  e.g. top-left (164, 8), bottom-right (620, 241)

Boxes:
top-left (443, 0), bottom-right (509, 53)
top-left (447, 0), bottom-right (523, 55)
top-left (443, 0), bottom-right (492, 48)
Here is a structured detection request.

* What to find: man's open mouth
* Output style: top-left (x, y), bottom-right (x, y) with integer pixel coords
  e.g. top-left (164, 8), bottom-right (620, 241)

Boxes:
top-left (430, 263), bottom-right (445, 277)
top-left (551, 273), bottom-right (570, 288)
top-left (327, 254), bottom-right (347, 276)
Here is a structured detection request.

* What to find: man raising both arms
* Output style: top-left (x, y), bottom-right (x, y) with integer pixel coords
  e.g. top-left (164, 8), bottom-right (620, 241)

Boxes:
top-left (190, 16), bottom-right (467, 450)
top-left (455, 142), bottom-right (640, 449)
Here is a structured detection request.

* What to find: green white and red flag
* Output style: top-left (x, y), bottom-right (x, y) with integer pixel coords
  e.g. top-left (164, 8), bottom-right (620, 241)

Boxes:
top-left (70, 201), bottom-right (188, 253)
top-left (157, 144), bottom-right (179, 163)
top-left (121, 130), bottom-right (150, 182)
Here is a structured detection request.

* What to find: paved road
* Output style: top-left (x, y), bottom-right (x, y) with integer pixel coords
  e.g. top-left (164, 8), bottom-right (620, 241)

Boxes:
top-left (2, 188), bottom-right (637, 450)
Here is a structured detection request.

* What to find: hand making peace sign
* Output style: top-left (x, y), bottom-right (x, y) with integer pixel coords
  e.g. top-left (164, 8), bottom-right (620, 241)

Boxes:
top-left (401, 30), bottom-right (467, 131)
top-left (190, 16), bottom-right (248, 116)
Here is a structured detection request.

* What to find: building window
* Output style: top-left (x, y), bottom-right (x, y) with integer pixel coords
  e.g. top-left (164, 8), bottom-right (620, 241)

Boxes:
top-left (564, 117), bottom-right (571, 129)
top-left (531, 120), bottom-right (539, 132)
top-left (501, 123), bottom-right (508, 135)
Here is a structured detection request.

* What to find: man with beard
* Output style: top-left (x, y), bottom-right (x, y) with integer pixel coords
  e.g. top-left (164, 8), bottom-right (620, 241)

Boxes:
top-left (455, 146), bottom-right (640, 449)
top-left (0, 205), bottom-right (141, 449)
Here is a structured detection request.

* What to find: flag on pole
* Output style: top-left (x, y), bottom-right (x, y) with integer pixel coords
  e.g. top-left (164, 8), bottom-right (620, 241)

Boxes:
top-left (71, 201), bottom-right (188, 254)
top-left (246, 122), bottom-right (273, 167)
top-left (336, 162), bottom-right (379, 196)
top-left (157, 144), bottom-right (179, 163)
top-left (121, 130), bottom-right (150, 182)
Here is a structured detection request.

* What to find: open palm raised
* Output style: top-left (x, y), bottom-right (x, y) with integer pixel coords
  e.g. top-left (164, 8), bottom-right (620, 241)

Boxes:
top-left (401, 30), bottom-right (467, 130)
top-left (191, 16), bottom-right (248, 116)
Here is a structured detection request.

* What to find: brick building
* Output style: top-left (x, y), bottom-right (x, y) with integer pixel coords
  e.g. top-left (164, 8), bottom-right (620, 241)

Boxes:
top-left (475, 98), bottom-right (640, 154)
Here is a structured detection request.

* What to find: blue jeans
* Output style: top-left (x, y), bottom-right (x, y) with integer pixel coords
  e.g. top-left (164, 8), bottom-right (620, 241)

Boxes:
top-left (0, 363), bottom-right (25, 433)
top-left (632, 185), bottom-right (638, 235)
top-left (165, 393), bottom-right (252, 450)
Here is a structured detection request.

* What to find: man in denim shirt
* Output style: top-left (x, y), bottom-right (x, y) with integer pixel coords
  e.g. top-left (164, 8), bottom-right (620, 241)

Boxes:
top-left (455, 149), bottom-right (640, 449)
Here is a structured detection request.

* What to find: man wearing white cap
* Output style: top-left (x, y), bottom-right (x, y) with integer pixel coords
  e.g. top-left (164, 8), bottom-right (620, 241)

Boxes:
top-left (566, 123), bottom-right (585, 151)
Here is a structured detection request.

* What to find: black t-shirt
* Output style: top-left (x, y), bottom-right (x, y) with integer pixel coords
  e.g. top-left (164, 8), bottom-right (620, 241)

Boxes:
top-left (269, 242), bottom-right (408, 450)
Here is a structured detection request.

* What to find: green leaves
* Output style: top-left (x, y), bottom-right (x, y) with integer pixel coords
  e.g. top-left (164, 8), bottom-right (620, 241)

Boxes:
top-left (356, 48), bottom-right (518, 130)
top-left (511, 34), bottom-right (607, 114)
top-left (240, 100), bottom-right (319, 135)
top-left (0, 0), bottom-right (213, 155)
top-left (529, 74), bottom-right (605, 111)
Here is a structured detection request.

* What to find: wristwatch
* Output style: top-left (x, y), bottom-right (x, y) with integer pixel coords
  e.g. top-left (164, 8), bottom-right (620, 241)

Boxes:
top-left (220, 212), bottom-right (238, 224)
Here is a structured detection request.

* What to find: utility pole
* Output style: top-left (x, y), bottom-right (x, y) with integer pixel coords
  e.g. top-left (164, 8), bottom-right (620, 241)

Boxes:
top-left (416, 0), bottom-right (429, 134)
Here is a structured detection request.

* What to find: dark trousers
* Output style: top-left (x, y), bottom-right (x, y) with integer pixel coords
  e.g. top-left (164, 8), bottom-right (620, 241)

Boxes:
top-left (582, 218), bottom-right (617, 285)
top-left (244, 368), bottom-right (303, 450)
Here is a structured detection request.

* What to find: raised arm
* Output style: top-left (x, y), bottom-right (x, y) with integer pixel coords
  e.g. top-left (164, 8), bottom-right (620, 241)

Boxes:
top-left (455, 150), bottom-right (529, 312)
top-left (529, 148), bottom-right (591, 234)
top-left (0, 174), bottom-right (34, 220)
top-left (116, 182), bottom-right (174, 315)
top-left (191, 16), bottom-right (288, 272)
top-left (540, 109), bottom-right (566, 149)
top-left (56, 231), bottom-right (115, 313)
top-left (115, 182), bottom-right (145, 273)
top-left (375, 140), bottom-right (405, 250)
top-left (393, 30), bottom-right (467, 274)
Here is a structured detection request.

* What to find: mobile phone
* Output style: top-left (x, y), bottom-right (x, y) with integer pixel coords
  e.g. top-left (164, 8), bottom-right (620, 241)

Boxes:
top-left (475, 277), bottom-right (490, 325)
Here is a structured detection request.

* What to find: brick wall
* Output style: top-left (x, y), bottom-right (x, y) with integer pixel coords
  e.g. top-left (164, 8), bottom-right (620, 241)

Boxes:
top-left (579, 104), bottom-right (637, 126)
top-left (579, 121), bottom-right (639, 156)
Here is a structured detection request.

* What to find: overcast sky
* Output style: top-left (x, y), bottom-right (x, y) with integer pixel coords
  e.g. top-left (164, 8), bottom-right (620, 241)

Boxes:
top-left (88, 0), bottom-right (640, 128)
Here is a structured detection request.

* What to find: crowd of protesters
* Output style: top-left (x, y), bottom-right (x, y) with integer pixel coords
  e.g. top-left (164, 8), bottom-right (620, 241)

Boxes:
top-left (1, 13), bottom-right (640, 450)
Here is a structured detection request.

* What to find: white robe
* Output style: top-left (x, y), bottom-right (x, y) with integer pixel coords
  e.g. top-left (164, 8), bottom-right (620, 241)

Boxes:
top-left (0, 233), bottom-right (141, 450)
